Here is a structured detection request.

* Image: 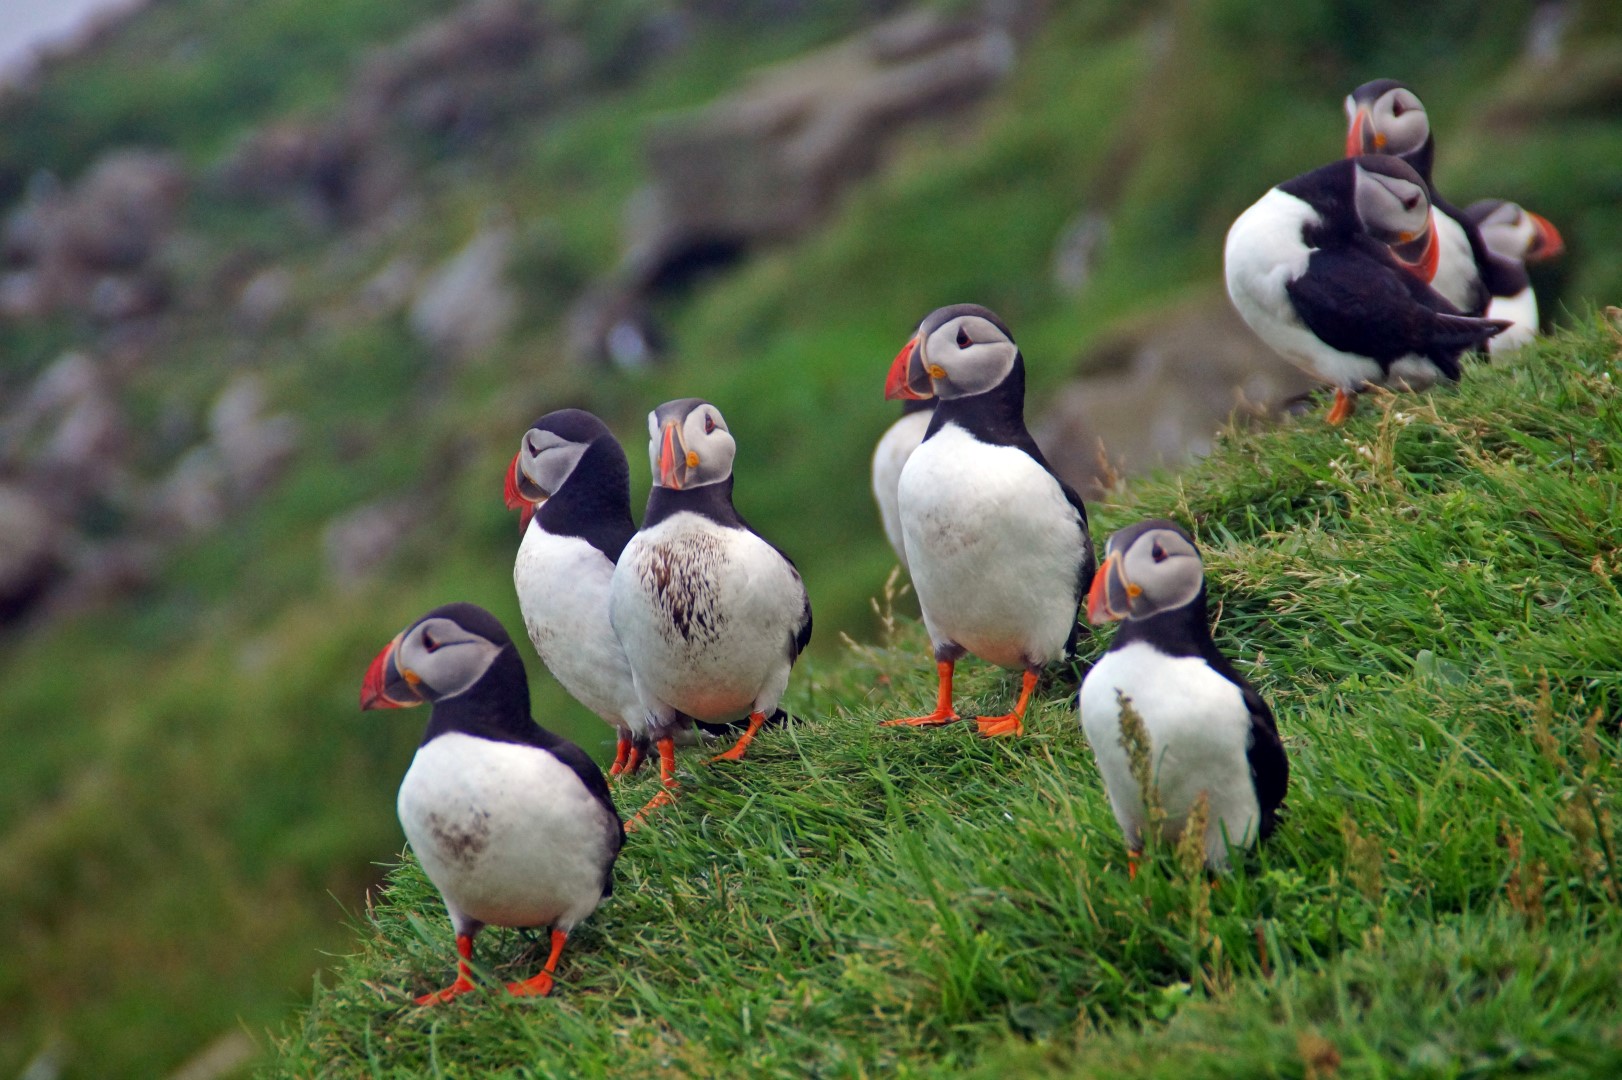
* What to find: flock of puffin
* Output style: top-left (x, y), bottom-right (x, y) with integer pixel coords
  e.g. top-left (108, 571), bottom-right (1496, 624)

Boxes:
top-left (354, 79), bottom-right (1562, 1005)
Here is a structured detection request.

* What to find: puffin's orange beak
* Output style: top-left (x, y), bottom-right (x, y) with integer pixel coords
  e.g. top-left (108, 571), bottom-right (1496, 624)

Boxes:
top-left (658, 422), bottom-right (684, 489)
top-left (1086, 553), bottom-right (1138, 624)
top-left (884, 335), bottom-right (932, 401)
top-left (360, 634), bottom-right (417, 711)
top-left (1392, 214), bottom-right (1440, 283)
top-left (1525, 211), bottom-right (1565, 261)
top-left (503, 450), bottom-right (537, 532)
top-left (1346, 108), bottom-right (1384, 157)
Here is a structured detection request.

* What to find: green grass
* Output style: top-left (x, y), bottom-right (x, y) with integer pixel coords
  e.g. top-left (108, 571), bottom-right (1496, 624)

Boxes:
top-left (271, 322), bottom-right (1622, 1076)
top-left (3, 1), bottom-right (1622, 1075)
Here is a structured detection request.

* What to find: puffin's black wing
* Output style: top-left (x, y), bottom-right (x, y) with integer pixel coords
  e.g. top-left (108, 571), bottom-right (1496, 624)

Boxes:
top-left (1240, 685), bottom-right (1288, 840)
top-left (792, 582), bottom-right (813, 660)
top-left (1199, 646), bottom-right (1287, 840)
top-left (1287, 247), bottom-right (1499, 380)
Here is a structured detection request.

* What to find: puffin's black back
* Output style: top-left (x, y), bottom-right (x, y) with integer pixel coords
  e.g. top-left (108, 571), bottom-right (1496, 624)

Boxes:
top-left (535, 434), bottom-right (637, 564)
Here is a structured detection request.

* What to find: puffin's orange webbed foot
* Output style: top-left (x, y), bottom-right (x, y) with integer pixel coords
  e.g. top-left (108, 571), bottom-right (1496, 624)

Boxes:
top-left (625, 738), bottom-right (679, 832)
top-left (1326, 387), bottom-right (1356, 426)
top-left (415, 934), bottom-right (478, 1006)
top-left (710, 711), bottom-right (766, 762)
top-left (975, 670), bottom-right (1038, 738)
top-left (504, 929), bottom-right (567, 998)
top-left (882, 659), bottom-right (959, 727)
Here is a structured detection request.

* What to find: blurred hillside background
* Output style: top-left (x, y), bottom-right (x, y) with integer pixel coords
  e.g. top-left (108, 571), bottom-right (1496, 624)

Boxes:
top-left (0, 0), bottom-right (1618, 1075)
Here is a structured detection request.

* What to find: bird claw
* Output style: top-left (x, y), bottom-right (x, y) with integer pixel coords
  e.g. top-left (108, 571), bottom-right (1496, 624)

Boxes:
top-left (505, 972), bottom-right (554, 998)
top-left (414, 976), bottom-right (476, 1006)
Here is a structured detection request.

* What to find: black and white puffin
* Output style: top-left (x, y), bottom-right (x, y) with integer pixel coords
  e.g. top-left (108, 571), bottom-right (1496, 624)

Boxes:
top-left (1224, 154), bottom-right (1508, 424)
top-left (1462, 199), bottom-right (1565, 354)
top-left (608, 398), bottom-right (812, 824)
top-left (881, 304), bottom-right (1094, 737)
top-left (360, 602), bottom-right (623, 1004)
top-left (1079, 521), bottom-right (1287, 872)
top-left (871, 398), bottom-right (933, 572)
top-left (1344, 79), bottom-right (1522, 317)
top-left (505, 409), bottom-right (650, 777)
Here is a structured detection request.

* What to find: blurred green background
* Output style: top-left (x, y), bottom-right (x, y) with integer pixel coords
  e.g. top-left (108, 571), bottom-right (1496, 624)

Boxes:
top-left (0, 0), bottom-right (1618, 1074)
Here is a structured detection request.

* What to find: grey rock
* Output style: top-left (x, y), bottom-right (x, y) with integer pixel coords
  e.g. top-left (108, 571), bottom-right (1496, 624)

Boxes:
top-left (1033, 289), bottom-right (1318, 500)
top-left (323, 499), bottom-right (416, 586)
top-left (410, 224), bottom-right (518, 358)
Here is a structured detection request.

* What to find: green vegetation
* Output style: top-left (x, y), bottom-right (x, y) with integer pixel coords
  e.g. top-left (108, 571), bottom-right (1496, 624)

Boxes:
top-left (1, 0), bottom-right (1620, 1075)
top-left (276, 323), bottom-right (1622, 1076)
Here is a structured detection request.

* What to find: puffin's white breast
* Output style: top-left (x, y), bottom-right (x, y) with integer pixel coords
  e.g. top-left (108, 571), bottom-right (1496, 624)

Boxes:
top-left (898, 423), bottom-right (1083, 670)
top-left (1224, 188), bottom-right (1386, 391)
top-left (514, 525), bottom-right (647, 737)
top-left (397, 732), bottom-right (616, 931)
top-left (1431, 212), bottom-right (1482, 315)
top-left (611, 512), bottom-right (805, 723)
top-left (872, 410), bottom-right (931, 572)
top-left (1079, 640), bottom-right (1260, 868)
top-left (1486, 285), bottom-right (1537, 354)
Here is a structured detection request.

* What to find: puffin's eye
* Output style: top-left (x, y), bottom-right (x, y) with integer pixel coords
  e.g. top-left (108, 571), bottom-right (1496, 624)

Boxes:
top-left (1151, 543), bottom-right (1167, 563)
top-left (703, 413), bottom-right (716, 435)
top-left (956, 326), bottom-right (973, 349)
top-left (1391, 101), bottom-right (1405, 117)
top-left (422, 631), bottom-right (441, 652)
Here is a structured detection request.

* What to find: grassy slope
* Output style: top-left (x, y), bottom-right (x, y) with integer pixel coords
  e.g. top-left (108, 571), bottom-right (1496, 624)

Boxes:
top-left (4, 0), bottom-right (1622, 1075)
top-left (274, 321), bottom-right (1622, 1076)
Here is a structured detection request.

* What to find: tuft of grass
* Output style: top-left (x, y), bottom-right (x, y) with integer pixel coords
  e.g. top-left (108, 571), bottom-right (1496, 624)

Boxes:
top-left (272, 321), bottom-right (1622, 1075)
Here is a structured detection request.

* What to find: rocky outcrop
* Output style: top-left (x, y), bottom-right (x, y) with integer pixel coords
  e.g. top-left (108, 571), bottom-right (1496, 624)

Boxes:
top-left (1033, 289), bottom-right (1318, 500)
top-left (567, 2), bottom-right (1042, 365)
top-left (0, 150), bottom-right (185, 322)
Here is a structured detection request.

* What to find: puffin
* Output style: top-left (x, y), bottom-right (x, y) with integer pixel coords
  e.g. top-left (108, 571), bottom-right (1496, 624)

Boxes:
top-left (360, 602), bottom-right (623, 1004)
top-left (1224, 154), bottom-right (1508, 424)
top-left (1078, 520), bottom-right (1287, 872)
top-left (881, 304), bottom-right (1094, 737)
top-left (1462, 199), bottom-right (1565, 354)
top-left (871, 398), bottom-right (934, 571)
top-left (608, 398), bottom-right (812, 824)
top-left (505, 409), bottom-right (650, 777)
top-left (1344, 79), bottom-right (1522, 317)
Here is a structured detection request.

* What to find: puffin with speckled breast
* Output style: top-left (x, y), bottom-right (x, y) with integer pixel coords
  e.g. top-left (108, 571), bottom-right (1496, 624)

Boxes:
top-left (881, 304), bottom-right (1095, 737)
top-left (1079, 520), bottom-right (1287, 872)
top-left (1225, 154), bottom-right (1508, 424)
top-left (360, 602), bottom-right (622, 1004)
top-left (505, 409), bottom-right (650, 777)
top-left (608, 398), bottom-right (812, 825)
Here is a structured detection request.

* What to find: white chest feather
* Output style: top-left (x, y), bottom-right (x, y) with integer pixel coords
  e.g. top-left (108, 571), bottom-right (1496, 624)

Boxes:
top-left (610, 512), bottom-right (805, 723)
top-left (898, 424), bottom-right (1084, 669)
top-left (1432, 212), bottom-right (1483, 314)
top-left (1079, 641), bottom-right (1260, 868)
top-left (513, 525), bottom-right (646, 735)
top-left (397, 732), bottom-right (617, 931)
top-left (1224, 189), bottom-right (1390, 391)
top-left (872, 410), bottom-right (931, 571)
top-left (1486, 285), bottom-right (1537, 354)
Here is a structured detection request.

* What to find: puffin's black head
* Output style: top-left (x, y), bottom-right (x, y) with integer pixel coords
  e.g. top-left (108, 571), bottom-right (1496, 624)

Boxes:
top-left (1463, 199), bottom-right (1566, 264)
top-left (1345, 80), bottom-right (1429, 162)
top-left (1087, 519), bottom-right (1205, 623)
top-left (504, 409), bottom-right (625, 532)
top-left (360, 603), bottom-right (516, 711)
top-left (1351, 154), bottom-right (1438, 280)
top-left (884, 304), bottom-right (1019, 403)
top-left (648, 398), bottom-right (734, 491)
